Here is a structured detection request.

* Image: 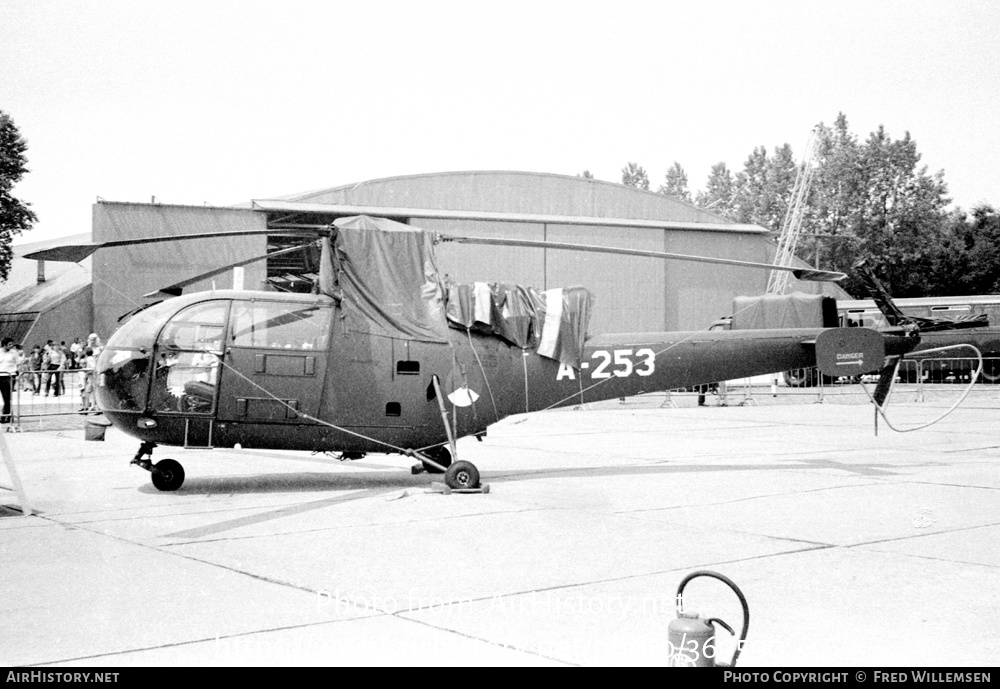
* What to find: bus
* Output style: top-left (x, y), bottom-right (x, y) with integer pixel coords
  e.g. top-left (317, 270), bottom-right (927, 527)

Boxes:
top-left (836, 295), bottom-right (1000, 384)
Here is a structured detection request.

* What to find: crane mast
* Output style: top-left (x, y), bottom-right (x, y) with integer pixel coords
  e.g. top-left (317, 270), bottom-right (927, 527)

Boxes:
top-left (767, 128), bottom-right (818, 295)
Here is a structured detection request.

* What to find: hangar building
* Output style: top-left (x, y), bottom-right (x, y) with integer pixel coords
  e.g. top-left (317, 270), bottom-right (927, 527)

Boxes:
top-left (4, 171), bottom-right (848, 344)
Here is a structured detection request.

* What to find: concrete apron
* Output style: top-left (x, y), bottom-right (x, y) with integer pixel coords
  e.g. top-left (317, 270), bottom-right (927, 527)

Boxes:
top-left (0, 394), bottom-right (998, 666)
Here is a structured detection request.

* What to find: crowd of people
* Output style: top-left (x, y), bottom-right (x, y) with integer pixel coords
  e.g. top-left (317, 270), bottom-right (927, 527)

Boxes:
top-left (0, 334), bottom-right (103, 422)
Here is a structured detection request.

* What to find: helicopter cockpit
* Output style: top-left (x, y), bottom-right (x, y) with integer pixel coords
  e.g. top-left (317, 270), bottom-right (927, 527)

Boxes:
top-left (96, 291), bottom-right (334, 432)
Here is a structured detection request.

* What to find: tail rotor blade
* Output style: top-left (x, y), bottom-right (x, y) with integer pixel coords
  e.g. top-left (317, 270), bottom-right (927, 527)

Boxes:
top-left (872, 357), bottom-right (901, 408)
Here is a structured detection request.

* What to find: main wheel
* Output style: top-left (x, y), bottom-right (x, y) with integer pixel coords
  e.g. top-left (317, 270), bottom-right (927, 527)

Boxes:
top-left (980, 359), bottom-right (1000, 384)
top-left (445, 460), bottom-right (480, 490)
top-left (782, 368), bottom-right (816, 388)
top-left (151, 459), bottom-right (185, 491)
top-left (421, 446), bottom-right (452, 474)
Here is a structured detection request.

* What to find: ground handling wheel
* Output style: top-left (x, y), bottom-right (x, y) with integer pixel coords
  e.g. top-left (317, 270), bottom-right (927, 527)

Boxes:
top-left (151, 459), bottom-right (185, 491)
top-left (980, 359), bottom-right (1000, 384)
top-left (444, 460), bottom-right (480, 490)
top-left (421, 446), bottom-right (452, 474)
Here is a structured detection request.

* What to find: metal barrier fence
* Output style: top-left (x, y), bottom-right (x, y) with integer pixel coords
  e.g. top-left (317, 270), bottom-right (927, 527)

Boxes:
top-left (782, 356), bottom-right (1000, 389)
top-left (8, 358), bottom-right (999, 424)
top-left (11, 369), bottom-right (94, 428)
top-left (667, 356), bottom-right (1000, 407)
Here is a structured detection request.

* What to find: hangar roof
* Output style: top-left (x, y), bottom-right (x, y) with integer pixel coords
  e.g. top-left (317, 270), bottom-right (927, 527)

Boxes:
top-left (0, 235), bottom-right (93, 343)
top-left (0, 269), bottom-right (90, 315)
top-left (251, 199), bottom-right (767, 235)
top-left (2, 233), bottom-right (92, 312)
top-left (265, 170), bottom-right (748, 228)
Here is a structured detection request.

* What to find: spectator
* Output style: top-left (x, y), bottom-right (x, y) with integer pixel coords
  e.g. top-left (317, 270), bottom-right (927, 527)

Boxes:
top-left (87, 333), bottom-right (103, 361)
top-left (80, 347), bottom-right (98, 412)
top-left (70, 338), bottom-right (83, 369)
top-left (45, 341), bottom-right (66, 396)
top-left (0, 338), bottom-right (19, 423)
top-left (28, 345), bottom-right (43, 394)
top-left (16, 344), bottom-right (31, 392)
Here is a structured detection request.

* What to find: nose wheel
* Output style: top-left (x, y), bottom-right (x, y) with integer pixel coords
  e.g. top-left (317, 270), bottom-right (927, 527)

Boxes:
top-left (131, 442), bottom-right (186, 491)
top-left (151, 459), bottom-right (185, 491)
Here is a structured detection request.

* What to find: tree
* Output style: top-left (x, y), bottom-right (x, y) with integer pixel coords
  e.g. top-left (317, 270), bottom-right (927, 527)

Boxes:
top-left (695, 162), bottom-right (737, 218)
top-left (0, 110), bottom-right (36, 281)
top-left (805, 114), bottom-right (866, 276)
top-left (658, 162), bottom-right (691, 201)
top-left (577, 170), bottom-right (594, 179)
top-left (928, 205), bottom-right (1000, 296)
top-left (620, 162), bottom-right (649, 190)
top-left (838, 124), bottom-right (950, 297)
top-left (731, 146), bottom-right (771, 226)
top-left (763, 143), bottom-right (798, 230)
top-left (716, 113), bottom-right (955, 297)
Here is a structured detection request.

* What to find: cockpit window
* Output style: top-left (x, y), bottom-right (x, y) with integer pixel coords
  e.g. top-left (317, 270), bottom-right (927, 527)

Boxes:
top-left (230, 301), bottom-right (331, 350)
top-left (109, 306), bottom-right (167, 349)
top-left (150, 301), bottom-right (228, 414)
top-left (157, 301), bottom-right (228, 351)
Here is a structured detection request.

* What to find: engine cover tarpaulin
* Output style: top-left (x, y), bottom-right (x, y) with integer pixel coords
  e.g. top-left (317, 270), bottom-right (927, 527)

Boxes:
top-left (323, 216), bottom-right (451, 343)
top-left (446, 279), bottom-right (595, 367)
top-left (730, 292), bottom-right (838, 330)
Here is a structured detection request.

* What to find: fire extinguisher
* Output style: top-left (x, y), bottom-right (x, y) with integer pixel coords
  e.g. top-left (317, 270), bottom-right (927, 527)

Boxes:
top-left (667, 570), bottom-right (750, 667)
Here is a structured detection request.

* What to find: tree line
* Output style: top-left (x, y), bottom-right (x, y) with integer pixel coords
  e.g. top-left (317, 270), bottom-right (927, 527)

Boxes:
top-left (594, 113), bottom-right (1000, 299)
top-left (3, 108), bottom-right (997, 301)
top-left (0, 110), bottom-right (36, 282)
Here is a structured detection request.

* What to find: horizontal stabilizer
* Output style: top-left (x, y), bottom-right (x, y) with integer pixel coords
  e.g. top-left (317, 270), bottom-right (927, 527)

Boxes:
top-left (815, 328), bottom-right (885, 377)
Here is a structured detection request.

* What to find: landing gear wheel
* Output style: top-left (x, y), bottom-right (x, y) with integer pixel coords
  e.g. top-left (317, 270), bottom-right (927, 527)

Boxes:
top-left (151, 459), bottom-right (185, 491)
top-left (981, 359), bottom-right (1000, 384)
top-left (421, 446), bottom-right (452, 474)
top-left (782, 368), bottom-right (816, 388)
top-left (445, 460), bottom-right (480, 490)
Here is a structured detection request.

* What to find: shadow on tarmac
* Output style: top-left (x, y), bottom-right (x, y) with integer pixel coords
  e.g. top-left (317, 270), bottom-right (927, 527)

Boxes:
top-left (134, 455), bottom-right (944, 497)
top-left (137, 470), bottom-right (437, 495)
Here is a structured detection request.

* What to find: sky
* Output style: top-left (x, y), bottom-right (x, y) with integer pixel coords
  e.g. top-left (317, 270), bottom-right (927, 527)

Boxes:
top-left (2, 0), bottom-right (999, 245)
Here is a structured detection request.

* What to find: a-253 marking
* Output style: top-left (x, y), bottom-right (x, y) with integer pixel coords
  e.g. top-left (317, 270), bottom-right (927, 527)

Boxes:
top-left (556, 348), bottom-right (656, 381)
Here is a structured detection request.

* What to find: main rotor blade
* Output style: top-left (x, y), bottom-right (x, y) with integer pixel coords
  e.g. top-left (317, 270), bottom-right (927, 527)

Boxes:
top-left (22, 229), bottom-right (319, 263)
top-left (142, 241), bottom-right (319, 298)
top-left (437, 235), bottom-right (846, 282)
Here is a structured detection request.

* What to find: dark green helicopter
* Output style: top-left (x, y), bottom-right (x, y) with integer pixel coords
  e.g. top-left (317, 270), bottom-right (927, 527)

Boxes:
top-left (26, 216), bottom-right (920, 492)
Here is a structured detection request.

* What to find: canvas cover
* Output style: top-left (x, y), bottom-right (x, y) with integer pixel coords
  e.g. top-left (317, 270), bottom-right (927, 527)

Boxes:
top-left (731, 292), bottom-right (838, 330)
top-left (320, 216), bottom-right (451, 343)
top-left (318, 215), bottom-right (595, 365)
top-left (445, 280), bottom-right (595, 367)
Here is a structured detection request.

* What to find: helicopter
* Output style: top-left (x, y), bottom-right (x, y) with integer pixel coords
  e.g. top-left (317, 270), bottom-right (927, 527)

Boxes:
top-left (25, 215), bottom-right (923, 492)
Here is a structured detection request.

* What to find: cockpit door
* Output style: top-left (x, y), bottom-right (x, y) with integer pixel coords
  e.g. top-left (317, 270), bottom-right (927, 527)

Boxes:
top-left (216, 299), bottom-right (332, 423)
top-left (149, 300), bottom-right (229, 416)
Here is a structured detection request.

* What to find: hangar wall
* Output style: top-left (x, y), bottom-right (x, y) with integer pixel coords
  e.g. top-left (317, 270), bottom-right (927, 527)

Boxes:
top-left (25, 284), bottom-right (93, 350)
top-left (276, 172), bottom-right (842, 333)
top-left (92, 203), bottom-right (267, 339)
top-left (422, 218), bottom-right (767, 333)
top-left (83, 171), bottom-right (845, 340)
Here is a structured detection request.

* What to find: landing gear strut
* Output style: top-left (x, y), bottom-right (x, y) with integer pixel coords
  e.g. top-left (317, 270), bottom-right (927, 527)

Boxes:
top-left (418, 446), bottom-right (453, 474)
top-left (131, 441), bottom-right (186, 491)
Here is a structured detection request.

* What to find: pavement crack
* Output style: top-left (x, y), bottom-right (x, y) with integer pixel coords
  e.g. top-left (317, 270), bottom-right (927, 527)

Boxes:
top-left (848, 520), bottom-right (1000, 551)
